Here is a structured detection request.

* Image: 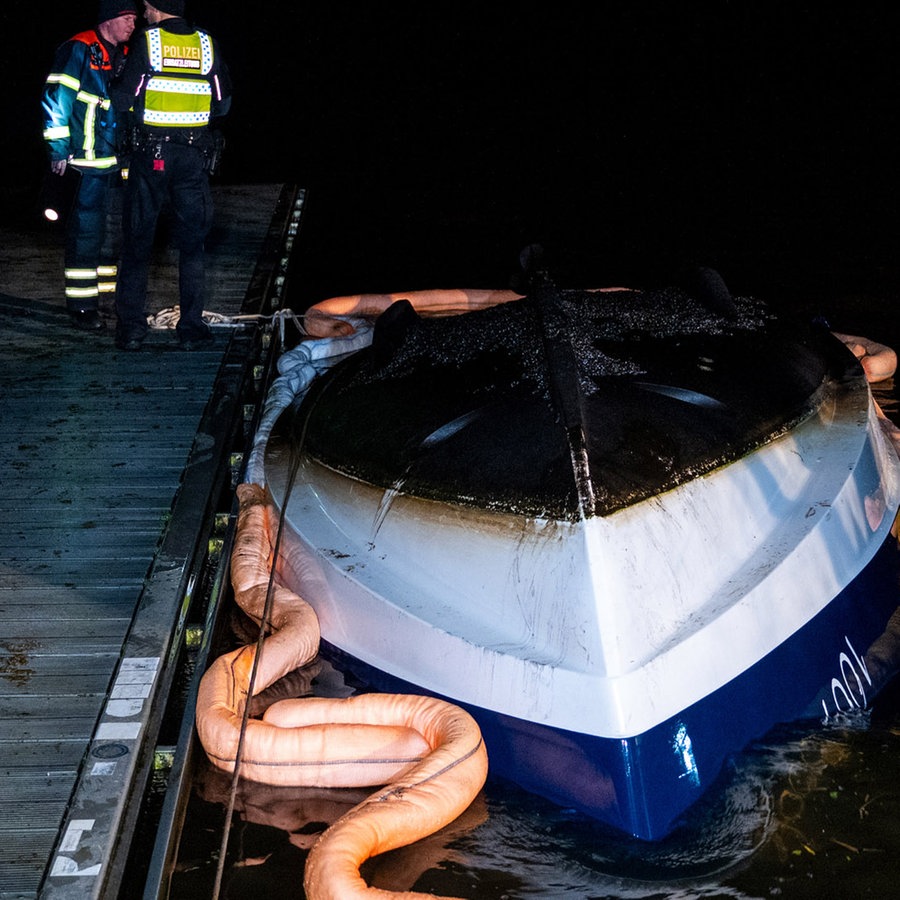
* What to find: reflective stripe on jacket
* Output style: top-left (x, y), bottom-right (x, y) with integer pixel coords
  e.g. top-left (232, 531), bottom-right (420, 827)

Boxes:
top-left (42, 30), bottom-right (121, 170)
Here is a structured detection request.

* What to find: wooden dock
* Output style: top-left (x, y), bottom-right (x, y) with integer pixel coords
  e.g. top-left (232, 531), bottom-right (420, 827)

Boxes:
top-left (0, 182), bottom-right (304, 899)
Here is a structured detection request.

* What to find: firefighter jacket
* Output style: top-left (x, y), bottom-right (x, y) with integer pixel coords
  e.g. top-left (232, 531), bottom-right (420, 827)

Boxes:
top-left (42, 31), bottom-right (126, 171)
top-left (112, 18), bottom-right (232, 148)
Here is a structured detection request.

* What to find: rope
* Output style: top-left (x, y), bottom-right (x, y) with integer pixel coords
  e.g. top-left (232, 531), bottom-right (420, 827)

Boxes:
top-left (146, 305), bottom-right (370, 337)
top-left (212, 489), bottom-right (293, 900)
top-left (244, 325), bottom-right (374, 485)
top-left (210, 336), bottom-right (334, 898)
top-left (146, 305), bottom-right (263, 329)
top-left (145, 305), bottom-right (316, 341)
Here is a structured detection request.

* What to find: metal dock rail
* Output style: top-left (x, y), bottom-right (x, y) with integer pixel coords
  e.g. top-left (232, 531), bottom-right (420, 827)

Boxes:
top-left (0, 183), bottom-right (306, 898)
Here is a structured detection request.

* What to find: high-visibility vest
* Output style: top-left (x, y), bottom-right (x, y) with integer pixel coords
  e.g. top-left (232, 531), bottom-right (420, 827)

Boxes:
top-left (142, 28), bottom-right (214, 129)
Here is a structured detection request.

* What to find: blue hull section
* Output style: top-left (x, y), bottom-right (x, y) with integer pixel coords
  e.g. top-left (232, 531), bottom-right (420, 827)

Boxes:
top-left (322, 530), bottom-right (900, 841)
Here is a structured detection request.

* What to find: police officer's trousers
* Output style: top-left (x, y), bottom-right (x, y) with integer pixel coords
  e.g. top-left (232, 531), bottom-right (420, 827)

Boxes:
top-left (116, 142), bottom-right (214, 345)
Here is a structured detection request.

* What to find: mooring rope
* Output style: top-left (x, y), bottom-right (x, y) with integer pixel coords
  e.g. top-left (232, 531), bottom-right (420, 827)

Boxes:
top-left (209, 325), bottom-right (366, 898)
top-left (145, 305), bottom-right (310, 336)
top-left (211, 455), bottom-right (299, 899)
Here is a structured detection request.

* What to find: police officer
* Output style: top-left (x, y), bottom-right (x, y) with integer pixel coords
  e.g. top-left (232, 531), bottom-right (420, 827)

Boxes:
top-left (42, 1), bottom-right (138, 331)
top-left (111, 0), bottom-right (232, 351)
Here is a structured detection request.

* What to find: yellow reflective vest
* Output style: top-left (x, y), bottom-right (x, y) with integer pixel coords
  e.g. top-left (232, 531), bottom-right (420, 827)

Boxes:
top-left (142, 28), bottom-right (215, 129)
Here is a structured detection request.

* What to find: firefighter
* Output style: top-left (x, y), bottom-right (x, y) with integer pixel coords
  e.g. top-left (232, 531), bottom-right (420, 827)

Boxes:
top-left (111, 0), bottom-right (232, 352)
top-left (42, 1), bottom-right (138, 331)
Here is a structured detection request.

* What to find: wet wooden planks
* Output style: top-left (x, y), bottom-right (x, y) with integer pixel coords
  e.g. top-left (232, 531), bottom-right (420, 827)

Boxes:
top-left (0, 326), bottom-right (226, 898)
top-left (0, 182), bottom-right (294, 899)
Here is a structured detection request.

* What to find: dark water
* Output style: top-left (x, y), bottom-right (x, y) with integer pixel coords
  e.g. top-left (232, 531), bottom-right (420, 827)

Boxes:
top-left (171, 661), bottom-right (900, 899)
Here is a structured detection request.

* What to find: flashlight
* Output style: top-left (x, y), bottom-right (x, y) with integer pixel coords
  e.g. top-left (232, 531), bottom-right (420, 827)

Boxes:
top-left (39, 167), bottom-right (81, 225)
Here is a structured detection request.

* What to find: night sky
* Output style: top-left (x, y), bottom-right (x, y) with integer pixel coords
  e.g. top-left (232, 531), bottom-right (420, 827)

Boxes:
top-left (6, 4), bottom-right (900, 306)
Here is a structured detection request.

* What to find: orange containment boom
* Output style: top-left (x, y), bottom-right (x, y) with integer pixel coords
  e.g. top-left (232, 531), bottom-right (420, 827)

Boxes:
top-left (195, 483), bottom-right (488, 900)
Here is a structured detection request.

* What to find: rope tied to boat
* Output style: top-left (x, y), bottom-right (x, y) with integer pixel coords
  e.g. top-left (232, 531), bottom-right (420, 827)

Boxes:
top-left (244, 325), bottom-right (374, 484)
top-left (146, 305), bottom-right (311, 340)
top-left (198, 408), bottom-right (487, 900)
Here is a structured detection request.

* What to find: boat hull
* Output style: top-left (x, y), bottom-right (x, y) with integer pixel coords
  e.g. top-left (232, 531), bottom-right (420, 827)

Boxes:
top-left (260, 288), bottom-right (900, 840)
top-left (313, 530), bottom-right (900, 839)
top-left (265, 436), bottom-right (900, 839)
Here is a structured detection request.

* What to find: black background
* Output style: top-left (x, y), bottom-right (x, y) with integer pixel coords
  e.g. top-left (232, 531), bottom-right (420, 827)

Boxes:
top-left (6, 3), bottom-right (900, 312)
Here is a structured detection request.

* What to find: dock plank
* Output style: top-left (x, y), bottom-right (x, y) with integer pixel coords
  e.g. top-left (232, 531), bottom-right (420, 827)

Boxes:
top-left (0, 182), bottom-right (292, 899)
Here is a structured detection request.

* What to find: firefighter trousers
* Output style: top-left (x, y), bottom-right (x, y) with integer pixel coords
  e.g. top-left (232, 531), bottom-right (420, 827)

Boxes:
top-left (64, 170), bottom-right (120, 312)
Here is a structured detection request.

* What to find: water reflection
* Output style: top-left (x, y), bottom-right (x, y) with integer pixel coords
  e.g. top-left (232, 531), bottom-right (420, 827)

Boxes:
top-left (169, 662), bottom-right (899, 899)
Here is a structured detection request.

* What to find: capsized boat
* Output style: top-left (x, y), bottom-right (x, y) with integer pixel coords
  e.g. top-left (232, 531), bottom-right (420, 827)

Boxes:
top-left (258, 271), bottom-right (900, 841)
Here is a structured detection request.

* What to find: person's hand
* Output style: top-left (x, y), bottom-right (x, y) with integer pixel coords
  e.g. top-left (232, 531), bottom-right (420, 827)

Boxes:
top-left (50, 158), bottom-right (68, 175)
